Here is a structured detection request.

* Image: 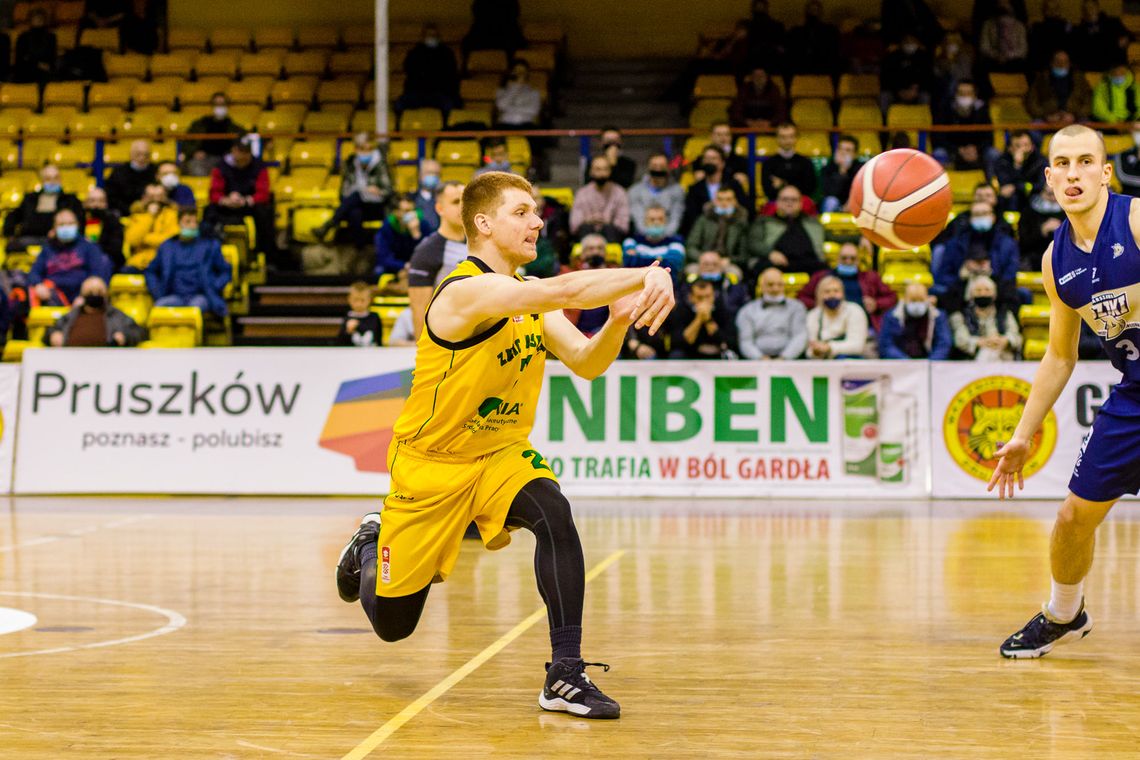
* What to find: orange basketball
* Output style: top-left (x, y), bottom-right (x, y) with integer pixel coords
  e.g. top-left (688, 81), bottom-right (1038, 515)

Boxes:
top-left (847, 148), bottom-right (952, 249)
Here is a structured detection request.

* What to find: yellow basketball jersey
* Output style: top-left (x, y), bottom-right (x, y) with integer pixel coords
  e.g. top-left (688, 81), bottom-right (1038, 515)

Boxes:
top-left (391, 257), bottom-right (547, 459)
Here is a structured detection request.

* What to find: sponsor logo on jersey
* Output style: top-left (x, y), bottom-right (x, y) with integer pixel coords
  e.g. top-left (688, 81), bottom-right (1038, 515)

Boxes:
top-left (1059, 267), bottom-right (1087, 285)
top-left (943, 375), bottom-right (1057, 482)
top-left (1113, 242), bottom-right (1125, 259)
top-left (380, 546), bottom-right (391, 584)
top-left (1089, 290), bottom-right (1134, 339)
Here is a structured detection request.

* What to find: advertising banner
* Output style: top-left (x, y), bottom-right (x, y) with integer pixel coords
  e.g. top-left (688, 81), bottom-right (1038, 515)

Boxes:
top-left (0, 364), bottom-right (20, 493)
top-left (930, 360), bottom-right (1128, 499)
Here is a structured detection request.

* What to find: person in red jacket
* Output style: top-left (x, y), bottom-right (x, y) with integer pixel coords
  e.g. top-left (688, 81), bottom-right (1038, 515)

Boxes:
top-left (797, 241), bottom-right (898, 333)
top-left (202, 136), bottom-right (282, 265)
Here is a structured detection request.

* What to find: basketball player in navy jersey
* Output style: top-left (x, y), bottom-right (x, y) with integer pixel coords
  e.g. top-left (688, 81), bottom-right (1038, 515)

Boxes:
top-left (989, 124), bottom-right (1140, 658)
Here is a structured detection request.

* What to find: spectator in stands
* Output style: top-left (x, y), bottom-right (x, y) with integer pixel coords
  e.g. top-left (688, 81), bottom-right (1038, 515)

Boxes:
top-left (687, 250), bottom-right (748, 317)
top-left (623, 205), bottom-right (686, 274)
top-left (523, 186), bottom-right (563, 278)
top-left (386, 309), bottom-right (417, 347)
top-left (629, 152), bottom-right (685, 237)
top-left (407, 181), bottom-right (467, 338)
top-left (401, 23), bottom-right (460, 115)
top-left (313, 133), bottom-right (393, 247)
top-left (475, 138), bottom-right (513, 176)
top-left (840, 15), bottom-right (887, 75)
top-left (736, 267), bottom-right (807, 359)
top-left (932, 79), bottom-right (993, 171)
top-left (1114, 127), bottom-right (1140, 196)
top-left (932, 31), bottom-right (976, 105)
top-left (745, 0), bottom-right (786, 74)
top-left (682, 146), bottom-right (748, 235)
top-left (747, 186), bottom-right (826, 274)
top-left (881, 0), bottom-right (942, 48)
top-left (375, 194), bottom-right (432, 276)
top-left (1026, 50), bottom-right (1092, 126)
top-left (12, 8), bottom-right (56, 84)
top-left (934, 201), bottom-right (1020, 312)
top-left (701, 122), bottom-right (751, 191)
top-left (185, 94), bottom-right (246, 176)
top-left (1072, 0), bottom-right (1131, 73)
top-left (564, 235), bottom-right (612, 337)
top-left (123, 183), bottom-right (179, 271)
top-left (799, 241), bottom-right (897, 333)
top-left (671, 279), bottom-right (733, 359)
top-left (994, 130), bottom-right (1047, 212)
top-left (950, 275), bottom-right (1023, 361)
top-left (338, 281), bottom-right (382, 347)
top-left (729, 65), bottom-right (787, 130)
top-left (571, 155), bottom-right (630, 242)
top-left (1018, 183), bottom-right (1065, 266)
top-left (203, 137), bottom-right (278, 262)
top-left (410, 160), bottom-right (441, 230)
top-left (806, 275), bottom-right (869, 359)
top-left (763, 122), bottom-right (817, 202)
top-left (463, 0), bottom-right (524, 58)
top-left (786, 0), bottom-right (839, 76)
top-left (685, 188), bottom-right (749, 266)
top-left (145, 207), bottom-right (231, 316)
top-left (156, 162), bottom-right (196, 208)
top-left (105, 139), bottom-right (157, 215)
top-left (82, 186), bottom-right (124, 269)
top-left (584, 128), bottom-right (637, 189)
top-left (1091, 58), bottom-right (1140, 128)
top-left (880, 33), bottom-right (934, 109)
top-left (45, 276), bottom-right (143, 348)
top-left (1029, 0), bottom-right (1072, 71)
top-left (29, 209), bottom-right (113, 304)
top-left (820, 135), bottom-right (865, 213)
top-left (879, 281), bottom-right (951, 360)
top-left (3, 164), bottom-right (84, 250)
top-left (978, 0), bottom-right (1029, 74)
top-left (496, 59), bottom-right (542, 129)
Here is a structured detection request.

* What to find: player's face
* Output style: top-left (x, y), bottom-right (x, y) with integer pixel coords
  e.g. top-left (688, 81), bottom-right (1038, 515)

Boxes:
top-left (1045, 134), bottom-right (1112, 215)
top-left (488, 187), bottom-right (544, 264)
top-left (436, 184), bottom-right (464, 227)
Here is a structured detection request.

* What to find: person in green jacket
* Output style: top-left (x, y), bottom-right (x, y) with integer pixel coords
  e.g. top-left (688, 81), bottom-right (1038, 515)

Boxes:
top-left (1091, 60), bottom-right (1140, 127)
top-left (685, 187), bottom-right (750, 266)
top-left (745, 185), bottom-right (827, 273)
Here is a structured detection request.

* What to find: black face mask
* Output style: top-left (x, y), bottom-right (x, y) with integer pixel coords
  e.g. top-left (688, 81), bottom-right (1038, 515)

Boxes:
top-left (583, 256), bottom-right (606, 268)
top-left (973, 295), bottom-right (995, 309)
top-left (84, 294), bottom-right (106, 310)
top-left (592, 177), bottom-right (608, 188)
top-left (649, 169), bottom-right (669, 179)
top-left (701, 163), bottom-right (719, 175)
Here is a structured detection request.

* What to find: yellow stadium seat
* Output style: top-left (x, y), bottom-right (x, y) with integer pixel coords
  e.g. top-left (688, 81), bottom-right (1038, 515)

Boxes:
top-left (1019, 304), bottom-right (1051, 342)
top-left (303, 110), bottom-right (349, 133)
top-left (791, 98), bottom-right (833, 128)
top-left (228, 104), bottom-right (263, 128)
top-left (283, 51), bottom-right (329, 78)
top-left (466, 49), bottom-right (508, 75)
top-left (372, 297), bottom-right (409, 340)
top-left (87, 82), bottom-right (132, 110)
top-left (882, 270), bottom-right (934, 294)
top-left (220, 244), bottom-right (240, 300)
top-left (344, 27), bottom-right (376, 48)
top-left (316, 80), bottom-right (362, 106)
top-left (400, 108), bottom-right (443, 131)
top-left (1104, 134), bottom-right (1133, 154)
top-left (134, 80), bottom-right (180, 109)
top-left (750, 135), bottom-right (779, 157)
top-left (167, 28), bottom-right (207, 51)
top-left (838, 99), bottom-right (883, 127)
top-left (149, 52), bottom-right (196, 78)
top-left (387, 139), bottom-right (419, 164)
top-left (254, 27), bottom-right (295, 51)
top-left (210, 27), bottom-right (251, 51)
top-left (524, 21), bottom-right (565, 44)
top-left (513, 44), bottom-right (557, 72)
top-left (42, 105), bottom-right (79, 125)
top-left (227, 77), bottom-right (274, 106)
top-left (819, 212), bottom-right (860, 237)
top-left (288, 140), bottom-right (335, 169)
top-left (350, 110), bottom-right (377, 133)
top-left (440, 165), bottom-right (476, 183)
top-left (689, 99), bottom-right (731, 130)
top-left (291, 205), bottom-right (335, 243)
top-left (790, 75), bottom-right (834, 100)
top-left (257, 107), bottom-right (306, 135)
top-left (101, 141), bottom-right (132, 164)
top-left (0, 141), bottom-right (19, 170)
top-left (838, 74), bottom-right (879, 99)
top-left (2, 340), bottom-right (33, 362)
top-left (1085, 71), bottom-right (1104, 91)
top-left (434, 139), bottom-right (481, 165)
top-left (21, 140), bottom-right (52, 167)
top-left (47, 142), bottom-right (93, 167)
top-left (196, 53), bottom-right (241, 79)
top-left (80, 27), bottom-right (119, 51)
top-left (43, 81), bottom-right (84, 109)
top-left (179, 81), bottom-right (222, 107)
top-left (329, 51), bottom-right (372, 76)
top-left (184, 175), bottom-right (211, 206)
top-left (798, 132), bottom-right (832, 158)
top-left (1023, 338), bottom-right (1047, 360)
top-left (886, 104), bottom-right (932, 148)
top-left (541, 186), bottom-right (574, 209)
top-left (989, 72), bottom-right (1028, 97)
top-left (241, 51), bottom-right (285, 78)
top-left (693, 74), bottom-right (737, 100)
top-left (846, 130), bottom-right (882, 157)
top-left (0, 83), bottom-right (39, 109)
top-left (297, 26), bottom-right (340, 49)
top-left (392, 164), bottom-right (417, 192)
top-left (446, 106), bottom-right (492, 128)
top-left (22, 114), bottom-right (64, 139)
top-left (459, 76), bottom-right (498, 103)
top-left (28, 306), bottom-right (69, 345)
top-left (506, 136), bottom-right (531, 165)
top-left (145, 307), bottom-right (203, 347)
top-left (989, 97), bottom-right (1032, 147)
top-left (779, 272), bottom-right (811, 298)
top-left (103, 53), bottom-right (149, 79)
top-left (947, 169), bottom-right (987, 204)
top-left (271, 77), bottom-right (318, 106)
top-left (119, 109), bottom-right (164, 137)
top-left (110, 273), bottom-right (154, 326)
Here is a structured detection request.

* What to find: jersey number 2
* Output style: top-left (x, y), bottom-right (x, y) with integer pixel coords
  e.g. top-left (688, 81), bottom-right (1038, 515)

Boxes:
top-left (522, 449), bottom-right (551, 471)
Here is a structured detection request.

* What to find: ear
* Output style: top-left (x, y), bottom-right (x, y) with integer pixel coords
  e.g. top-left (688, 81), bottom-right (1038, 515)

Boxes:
top-left (1103, 160), bottom-right (1114, 187)
top-left (474, 212), bottom-right (492, 236)
top-left (972, 402), bottom-right (987, 422)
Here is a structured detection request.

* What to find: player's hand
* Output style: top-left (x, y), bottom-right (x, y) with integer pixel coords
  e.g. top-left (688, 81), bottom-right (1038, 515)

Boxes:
top-left (987, 437), bottom-right (1029, 499)
top-left (631, 263), bottom-right (676, 335)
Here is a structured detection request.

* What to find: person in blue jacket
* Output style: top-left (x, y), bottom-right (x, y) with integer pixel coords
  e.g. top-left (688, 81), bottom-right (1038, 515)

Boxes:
top-left (878, 280), bottom-right (952, 359)
top-left (28, 208), bottom-right (113, 304)
top-left (144, 207), bottom-right (232, 316)
top-left (375, 194), bottom-right (435, 276)
top-left (933, 200), bottom-right (1020, 312)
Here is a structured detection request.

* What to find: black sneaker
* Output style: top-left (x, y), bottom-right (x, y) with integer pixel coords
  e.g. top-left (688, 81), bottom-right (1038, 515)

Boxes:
top-left (335, 513), bottom-right (381, 603)
top-left (539, 658), bottom-right (620, 719)
top-left (1000, 601), bottom-right (1093, 659)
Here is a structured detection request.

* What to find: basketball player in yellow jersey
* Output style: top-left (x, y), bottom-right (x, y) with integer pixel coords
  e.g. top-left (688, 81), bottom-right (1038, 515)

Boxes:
top-left (335, 172), bottom-right (675, 718)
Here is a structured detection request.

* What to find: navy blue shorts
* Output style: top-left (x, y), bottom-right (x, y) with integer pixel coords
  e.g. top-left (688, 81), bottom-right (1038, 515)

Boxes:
top-left (1069, 408), bottom-right (1140, 502)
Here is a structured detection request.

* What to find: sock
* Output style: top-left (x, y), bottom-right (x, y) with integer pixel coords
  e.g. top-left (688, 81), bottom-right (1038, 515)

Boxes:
top-left (550, 625), bottom-right (582, 663)
top-left (1047, 579), bottom-right (1083, 623)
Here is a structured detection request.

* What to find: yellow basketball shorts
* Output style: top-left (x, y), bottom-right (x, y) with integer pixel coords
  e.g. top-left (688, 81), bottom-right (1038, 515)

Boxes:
top-left (375, 439), bottom-right (558, 598)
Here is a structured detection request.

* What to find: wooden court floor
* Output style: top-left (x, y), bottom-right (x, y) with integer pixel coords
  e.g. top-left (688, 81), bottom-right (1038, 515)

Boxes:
top-left (2, 496), bottom-right (1140, 759)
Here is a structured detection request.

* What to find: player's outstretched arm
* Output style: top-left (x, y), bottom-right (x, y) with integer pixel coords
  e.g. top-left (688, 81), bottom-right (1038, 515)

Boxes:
top-left (431, 264), bottom-right (675, 344)
top-left (988, 243), bottom-right (1081, 499)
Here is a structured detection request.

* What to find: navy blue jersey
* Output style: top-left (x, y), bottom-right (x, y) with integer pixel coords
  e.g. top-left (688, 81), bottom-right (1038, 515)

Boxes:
top-left (1052, 192), bottom-right (1140, 411)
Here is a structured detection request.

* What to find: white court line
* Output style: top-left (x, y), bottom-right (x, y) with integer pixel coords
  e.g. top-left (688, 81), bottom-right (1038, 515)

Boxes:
top-left (0, 591), bottom-right (186, 658)
top-left (0, 514), bottom-right (155, 554)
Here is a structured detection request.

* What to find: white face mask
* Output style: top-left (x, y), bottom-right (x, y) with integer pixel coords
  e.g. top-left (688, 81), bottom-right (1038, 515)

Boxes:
top-left (956, 96), bottom-right (974, 111)
top-left (213, 106), bottom-right (228, 120)
top-left (160, 173), bottom-right (179, 189)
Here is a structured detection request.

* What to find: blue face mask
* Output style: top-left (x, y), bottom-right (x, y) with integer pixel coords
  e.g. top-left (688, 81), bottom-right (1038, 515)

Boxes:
top-left (180, 226), bottom-right (199, 240)
top-left (1051, 67), bottom-right (1070, 77)
top-left (1111, 75), bottom-right (1129, 87)
top-left (970, 217), bottom-right (994, 232)
top-left (42, 182), bottom-right (61, 194)
top-left (421, 174), bottom-right (440, 189)
top-left (835, 263), bottom-right (858, 277)
top-left (714, 205), bottom-right (735, 217)
top-left (55, 224), bottom-right (78, 242)
top-left (643, 224), bottom-right (667, 238)
top-left (823, 297), bottom-right (843, 310)
top-left (700, 272), bottom-right (723, 282)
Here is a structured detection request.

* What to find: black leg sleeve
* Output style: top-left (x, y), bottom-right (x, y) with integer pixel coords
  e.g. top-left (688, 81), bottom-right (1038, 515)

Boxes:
top-left (358, 542), bottom-right (431, 642)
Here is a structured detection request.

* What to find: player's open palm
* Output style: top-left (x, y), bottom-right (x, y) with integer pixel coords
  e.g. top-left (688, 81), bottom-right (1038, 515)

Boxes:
top-left (988, 437), bottom-right (1029, 499)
